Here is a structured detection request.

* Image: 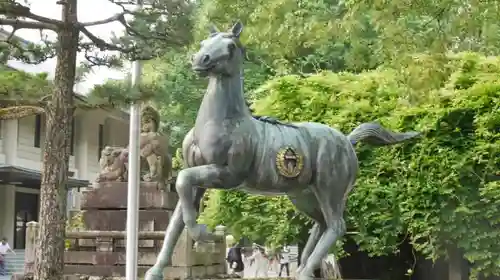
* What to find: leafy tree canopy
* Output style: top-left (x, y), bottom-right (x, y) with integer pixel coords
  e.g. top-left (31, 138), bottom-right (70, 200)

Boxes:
top-left (200, 52), bottom-right (500, 277)
top-left (345, 0), bottom-right (500, 64)
top-left (146, 0), bottom-right (500, 152)
top-left (193, 0), bottom-right (377, 74)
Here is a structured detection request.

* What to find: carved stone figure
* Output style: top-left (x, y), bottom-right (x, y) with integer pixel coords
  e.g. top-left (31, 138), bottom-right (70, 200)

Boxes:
top-left (138, 106), bottom-right (172, 188)
top-left (145, 22), bottom-right (420, 280)
top-left (95, 146), bottom-right (128, 182)
top-left (95, 106), bottom-right (172, 187)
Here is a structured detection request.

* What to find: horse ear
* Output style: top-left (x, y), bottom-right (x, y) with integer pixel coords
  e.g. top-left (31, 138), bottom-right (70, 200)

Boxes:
top-left (209, 24), bottom-right (219, 35)
top-left (231, 21), bottom-right (243, 37)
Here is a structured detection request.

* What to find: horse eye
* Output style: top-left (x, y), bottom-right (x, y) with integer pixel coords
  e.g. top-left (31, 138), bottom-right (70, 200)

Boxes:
top-left (228, 43), bottom-right (236, 52)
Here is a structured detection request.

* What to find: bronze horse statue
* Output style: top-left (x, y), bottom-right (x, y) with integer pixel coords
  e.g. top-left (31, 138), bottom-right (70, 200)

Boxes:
top-left (145, 22), bottom-right (420, 280)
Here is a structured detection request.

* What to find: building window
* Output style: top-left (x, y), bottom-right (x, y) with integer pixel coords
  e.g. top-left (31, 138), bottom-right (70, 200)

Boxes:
top-left (70, 118), bottom-right (75, 155)
top-left (34, 114), bottom-right (42, 148)
top-left (98, 124), bottom-right (104, 161)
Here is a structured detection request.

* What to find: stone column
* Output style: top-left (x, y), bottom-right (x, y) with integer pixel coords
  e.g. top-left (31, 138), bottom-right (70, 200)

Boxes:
top-left (214, 225), bottom-right (227, 274)
top-left (24, 221), bottom-right (39, 275)
top-left (215, 225), bottom-right (227, 244)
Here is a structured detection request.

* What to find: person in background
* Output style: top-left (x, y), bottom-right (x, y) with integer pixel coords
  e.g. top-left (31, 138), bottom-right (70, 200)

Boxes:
top-left (246, 243), bottom-right (268, 278)
top-left (0, 237), bottom-right (16, 276)
top-left (279, 245), bottom-right (290, 277)
top-left (226, 239), bottom-right (244, 278)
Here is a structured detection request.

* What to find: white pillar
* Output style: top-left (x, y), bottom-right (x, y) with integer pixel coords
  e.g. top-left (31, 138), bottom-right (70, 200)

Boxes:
top-left (75, 114), bottom-right (89, 180)
top-left (4, 119), bottom-right (18, 164)
top-left (125, 56), bottom-right (143, 280)
top-left (72, 114), bottom-right (90, 210)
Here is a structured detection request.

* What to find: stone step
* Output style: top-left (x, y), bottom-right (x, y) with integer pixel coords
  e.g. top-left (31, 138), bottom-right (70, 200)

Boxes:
top-left (4, 253), bottom-right (25, 275)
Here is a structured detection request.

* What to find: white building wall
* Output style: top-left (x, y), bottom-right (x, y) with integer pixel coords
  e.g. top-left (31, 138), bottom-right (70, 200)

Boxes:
top-left (16, 116), bottom-right (41, 170)
top-left (0, 109), bottom-right (129, 239)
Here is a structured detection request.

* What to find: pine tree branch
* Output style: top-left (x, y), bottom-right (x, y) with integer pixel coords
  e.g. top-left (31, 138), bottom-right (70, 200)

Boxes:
top-left (78, 25), bottom-right (133, 52)
top-left (0, 2), bottom-right (62, 27)
top-left (77, 0), bottom-right (187, 57)
top-left (80, 12), bottom-right (128, 27)
top-left (105, 0), bottom-right (136, 11)
top-left (0, 28), bottom-right (57, 64)
top-left (0, 18), bottom-right (57, 31)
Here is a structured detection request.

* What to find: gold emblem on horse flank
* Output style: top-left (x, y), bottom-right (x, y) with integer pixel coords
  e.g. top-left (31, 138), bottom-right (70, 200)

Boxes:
top-left (276, 146), bottom-right (304, 178)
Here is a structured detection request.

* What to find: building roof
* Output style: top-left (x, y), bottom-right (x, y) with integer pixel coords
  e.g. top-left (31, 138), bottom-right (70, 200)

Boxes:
top-left (0, 164), bottom-right (90, 189)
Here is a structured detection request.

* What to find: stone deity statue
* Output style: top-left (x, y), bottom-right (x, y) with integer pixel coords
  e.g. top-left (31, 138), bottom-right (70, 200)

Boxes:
top-left (138, 106), bottom-right (172, 188)
top-left (95, 106), bottom-right (172, 188)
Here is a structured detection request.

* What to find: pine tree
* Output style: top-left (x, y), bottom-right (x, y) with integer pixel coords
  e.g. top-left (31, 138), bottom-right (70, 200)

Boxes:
top-left (0, 0), bottom-right (192, 279)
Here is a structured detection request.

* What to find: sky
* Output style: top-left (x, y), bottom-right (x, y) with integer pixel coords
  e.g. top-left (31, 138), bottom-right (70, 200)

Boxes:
top-left (5, 0), bottom-right (131, 94)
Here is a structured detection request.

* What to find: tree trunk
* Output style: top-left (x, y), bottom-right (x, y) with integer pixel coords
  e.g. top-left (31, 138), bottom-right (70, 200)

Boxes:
top-left (33, 0), bottom-right (79, 279)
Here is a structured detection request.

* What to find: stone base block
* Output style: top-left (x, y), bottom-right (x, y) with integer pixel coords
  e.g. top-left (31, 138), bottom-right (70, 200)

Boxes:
top-left (81, 209), bottom-right (171, 231)
top-left (81, 182), bottom-right (178, 210)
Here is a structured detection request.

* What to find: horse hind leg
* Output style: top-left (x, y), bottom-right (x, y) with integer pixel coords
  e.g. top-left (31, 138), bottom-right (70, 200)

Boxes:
top-left (297, 178), bottom-right (349, 280)
top-left (288, 194), bottom-right (326, 275)
top-left (297, 222), bottom-right (323, 275)
top-left (298, 211), bottom-right (345, 280)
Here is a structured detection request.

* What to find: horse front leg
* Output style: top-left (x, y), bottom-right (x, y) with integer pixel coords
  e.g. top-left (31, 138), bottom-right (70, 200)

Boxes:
top-left (145, 188), bottom-right (206, 280)
top-left (176, 164), bottom-right (241, 242)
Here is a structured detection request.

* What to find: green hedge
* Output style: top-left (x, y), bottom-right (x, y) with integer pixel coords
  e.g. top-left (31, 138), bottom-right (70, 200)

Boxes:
top-left (200, 52), bottom-right (500, 277)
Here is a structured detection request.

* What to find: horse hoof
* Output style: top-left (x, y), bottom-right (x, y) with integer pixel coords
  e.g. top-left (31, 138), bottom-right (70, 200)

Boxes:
top-left (296, 271), bottom-right (315, 280)
top-left (296, 265), bottom-right (303, 275)
top-left (144, 267), bottom-right (163, 280)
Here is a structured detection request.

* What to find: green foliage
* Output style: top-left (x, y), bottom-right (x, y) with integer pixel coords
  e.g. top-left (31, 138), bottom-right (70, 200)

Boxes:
top-left (345, 0), bottom-right (500, 64)
top-left (0, 66), bottom-right (156, 112)
top-left (193, 0), bottom-right (378, 74)
top-left (0, 67), bottom-right (51, 101)
top-left (86, 78), bottom-right (158, 109)
top-left (199, 190), bottom-right (312, 248)
top-left (202, 52), bottom-right (500, 276)
top-left (109, 0), bottom-right (195, 62)
top-left (172, 147), bottom-right (184, 171)
top-left (65, 212), bottom-right (84, 249)
top-left (141, 49), bottom-right (206, 148)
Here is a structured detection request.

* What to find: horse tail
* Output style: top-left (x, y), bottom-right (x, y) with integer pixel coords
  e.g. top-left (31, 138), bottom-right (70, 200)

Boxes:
top-left (347, 122), bottom-right (420, 146)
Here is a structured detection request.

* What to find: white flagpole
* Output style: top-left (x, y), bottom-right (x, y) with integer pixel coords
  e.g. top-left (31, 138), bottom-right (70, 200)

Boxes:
top-left (125, 1), bottom-right (143, 279)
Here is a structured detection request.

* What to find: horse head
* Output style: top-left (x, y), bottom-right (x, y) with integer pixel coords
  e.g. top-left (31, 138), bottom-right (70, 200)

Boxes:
top-left (191, 21), bottom-right (245, 77)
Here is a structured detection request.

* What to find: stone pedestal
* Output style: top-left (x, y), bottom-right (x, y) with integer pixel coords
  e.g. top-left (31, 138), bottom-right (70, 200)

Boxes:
top-left (78, 181), bottom-right (177, 232)
top-left (62, 181), bottom-right (227, 279)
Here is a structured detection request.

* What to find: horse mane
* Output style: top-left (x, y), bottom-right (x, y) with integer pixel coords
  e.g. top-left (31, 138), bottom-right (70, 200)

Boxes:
top-left (245, 99), bottom-right (297, 128)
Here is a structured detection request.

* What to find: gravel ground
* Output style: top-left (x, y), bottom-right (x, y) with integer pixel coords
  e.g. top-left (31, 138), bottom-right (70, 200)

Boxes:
top-left (243, 261), bottom-right (297, 278)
